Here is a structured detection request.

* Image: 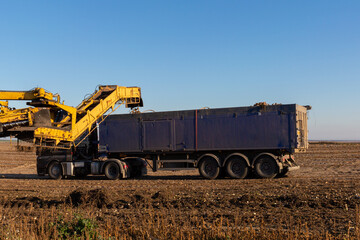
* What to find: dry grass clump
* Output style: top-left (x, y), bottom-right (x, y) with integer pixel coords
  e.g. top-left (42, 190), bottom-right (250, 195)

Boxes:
top-left (0, 187), bottom-right (358, 239)
top-left (0, 203), bottom-right (358, 239)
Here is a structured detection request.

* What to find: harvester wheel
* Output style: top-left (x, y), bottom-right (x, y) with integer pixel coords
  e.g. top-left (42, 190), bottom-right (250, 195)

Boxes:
top-left (48, 161), bottom-right (62, 180)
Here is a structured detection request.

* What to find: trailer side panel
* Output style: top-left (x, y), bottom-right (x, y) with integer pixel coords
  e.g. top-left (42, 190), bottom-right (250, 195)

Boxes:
top-left (99, 104), bottom-right (304, 153)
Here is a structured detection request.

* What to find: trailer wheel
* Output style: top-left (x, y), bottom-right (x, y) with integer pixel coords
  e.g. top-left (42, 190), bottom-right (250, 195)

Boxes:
top-left (104, 162), bottom-right (121, 180)
top-left (48, 161), bottom-right (62, 180)
top-left (198, 156), bottom-right (220, 179)
top-left (254, 155), bottom-right (279, 179)
top-left (225, 156), bottom-right (249, 179)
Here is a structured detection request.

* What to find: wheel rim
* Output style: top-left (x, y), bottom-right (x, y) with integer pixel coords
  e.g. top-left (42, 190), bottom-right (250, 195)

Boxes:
top-left (108, 165), bottom-right (118, 178)
top-left (255, 156), bottom-right (278, 178)
top-left (51, 164), bottom-right (61, 176)
top-left (106, 163), bottom-right (120, 179)
top-left (226, 157), bottom-right (248, 179)
top-left (203, 159), bottom-right (218, 178)
top-left (231, 161), bottom-right (244, 175)
top-left (260, 159), bottom-right (275, 175)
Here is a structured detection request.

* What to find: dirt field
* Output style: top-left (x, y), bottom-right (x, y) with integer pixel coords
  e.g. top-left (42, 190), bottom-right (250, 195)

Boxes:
top-left (0, 141), bottom-right (359, 239)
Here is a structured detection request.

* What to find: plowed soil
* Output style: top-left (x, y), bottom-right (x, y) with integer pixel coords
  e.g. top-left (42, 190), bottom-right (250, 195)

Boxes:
top-left (0, 141), bottom-right (359, 238)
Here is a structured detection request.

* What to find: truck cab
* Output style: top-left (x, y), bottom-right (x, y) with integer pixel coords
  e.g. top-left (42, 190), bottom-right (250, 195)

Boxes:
top-left (36, 128), bottom-right (147, 180)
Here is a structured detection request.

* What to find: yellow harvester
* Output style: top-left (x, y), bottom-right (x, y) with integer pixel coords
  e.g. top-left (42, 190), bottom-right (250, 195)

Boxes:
top-left (0, 85), bottom-right (142, 148)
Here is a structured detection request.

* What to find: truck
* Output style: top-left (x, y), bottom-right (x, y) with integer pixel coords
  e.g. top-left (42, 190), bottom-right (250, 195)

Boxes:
top-left (37, 103), bottom-right (311, 180)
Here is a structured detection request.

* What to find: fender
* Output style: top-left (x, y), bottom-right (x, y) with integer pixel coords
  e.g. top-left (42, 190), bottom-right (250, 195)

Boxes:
top-left (196, 153), bottom-right (220, 167)
top-left (223, 153), bottom-right (250, 167)
top-left (252, 152), bottom-right (283, 172)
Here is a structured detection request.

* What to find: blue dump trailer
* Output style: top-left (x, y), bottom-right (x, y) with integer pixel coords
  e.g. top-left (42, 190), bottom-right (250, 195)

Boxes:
top-left (36, 103), bottom-right (310, 180)
top-left (98, 103), bottom-right (310, 179)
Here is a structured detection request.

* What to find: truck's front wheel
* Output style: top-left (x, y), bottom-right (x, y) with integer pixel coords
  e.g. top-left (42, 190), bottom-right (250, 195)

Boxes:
top-left (104, 162), bottom-right (121, 180)
top-left (48, 161), bottom-right (62, 180)
top-left (198, 156), bottom-right (220, 179)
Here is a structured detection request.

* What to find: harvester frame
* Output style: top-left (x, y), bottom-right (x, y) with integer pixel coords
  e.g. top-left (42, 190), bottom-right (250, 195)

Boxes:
top-left (0, 85), bottom-right (143, 149)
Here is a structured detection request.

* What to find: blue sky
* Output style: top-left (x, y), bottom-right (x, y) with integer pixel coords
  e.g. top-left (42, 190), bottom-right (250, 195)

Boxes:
top-left (0, 1), bottom-right (359, 140)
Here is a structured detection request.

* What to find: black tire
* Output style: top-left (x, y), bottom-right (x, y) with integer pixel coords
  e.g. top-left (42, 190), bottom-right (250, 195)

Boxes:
top-left (126, 158), bottom-right (146, 178)
top-left (225, 156), bottom-right (249, 179)
top-left (129, 167), bottom-right (144, 178)
top-left (198, 156), bottom-right (220, 179)
top-left (48, 161), bottom-right (62, 180)
top-left (104, 162), bottom-right (121, 180)
top-left (254, 155), bottom-right (279, 179)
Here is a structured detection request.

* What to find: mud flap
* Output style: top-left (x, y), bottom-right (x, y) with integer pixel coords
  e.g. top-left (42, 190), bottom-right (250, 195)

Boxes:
top-left (118, 161), bottom-right (130, 178)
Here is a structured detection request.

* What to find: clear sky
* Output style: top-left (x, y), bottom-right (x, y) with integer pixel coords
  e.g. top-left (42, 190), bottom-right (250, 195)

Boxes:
top-left (0, 1), bottom-right (359, 140)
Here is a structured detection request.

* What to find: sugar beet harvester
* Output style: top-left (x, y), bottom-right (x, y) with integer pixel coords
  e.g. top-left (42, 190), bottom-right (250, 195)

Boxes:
top-left (0, 86), bottom-right (143, 147)
top-left (0, 86), bottom-right (146, 179)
